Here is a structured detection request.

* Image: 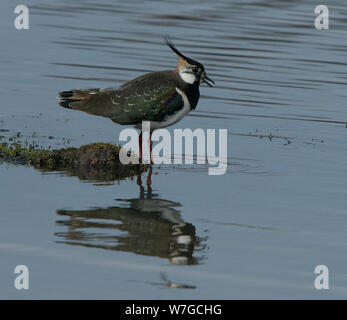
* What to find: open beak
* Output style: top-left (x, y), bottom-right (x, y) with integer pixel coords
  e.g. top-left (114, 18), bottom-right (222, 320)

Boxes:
top-left (202, 74), bottom-right (215, 87)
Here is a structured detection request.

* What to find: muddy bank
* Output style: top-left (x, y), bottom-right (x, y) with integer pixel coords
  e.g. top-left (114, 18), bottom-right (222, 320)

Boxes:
top-left (0, 142), bottom-right (146, 181)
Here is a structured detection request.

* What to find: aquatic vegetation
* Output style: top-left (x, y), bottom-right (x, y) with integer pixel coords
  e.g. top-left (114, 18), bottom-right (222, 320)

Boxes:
top-left (0, 142), bottom-right (146, 181)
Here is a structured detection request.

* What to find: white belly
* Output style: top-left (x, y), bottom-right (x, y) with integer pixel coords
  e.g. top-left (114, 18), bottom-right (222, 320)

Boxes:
top-left (150, 87), bottom-right (190, 130)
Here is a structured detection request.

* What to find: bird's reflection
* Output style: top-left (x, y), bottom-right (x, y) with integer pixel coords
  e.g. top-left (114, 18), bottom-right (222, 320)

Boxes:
top-left (55, 170), bottom-right (206, 265)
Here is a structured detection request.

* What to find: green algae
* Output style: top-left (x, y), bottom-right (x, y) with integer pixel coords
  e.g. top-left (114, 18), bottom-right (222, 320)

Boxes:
top-left (0, 142), bottom-right (146, 182)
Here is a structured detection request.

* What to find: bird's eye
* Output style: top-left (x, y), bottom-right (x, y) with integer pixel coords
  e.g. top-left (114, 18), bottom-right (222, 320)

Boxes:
top-left (192, 67), bottom-right (199, 73)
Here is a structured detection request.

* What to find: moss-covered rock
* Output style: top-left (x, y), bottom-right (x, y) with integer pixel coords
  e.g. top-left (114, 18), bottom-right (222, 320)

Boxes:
top-left (0, 142), bottom-right (146, 182)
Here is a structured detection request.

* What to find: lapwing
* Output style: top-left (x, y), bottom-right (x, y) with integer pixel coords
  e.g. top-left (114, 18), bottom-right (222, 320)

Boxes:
top-left (58, 38), bottom-right (215, 162)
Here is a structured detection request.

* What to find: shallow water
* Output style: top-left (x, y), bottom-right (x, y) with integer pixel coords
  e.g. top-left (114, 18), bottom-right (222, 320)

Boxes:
top-left (1, 0), bottom-right (347, 299)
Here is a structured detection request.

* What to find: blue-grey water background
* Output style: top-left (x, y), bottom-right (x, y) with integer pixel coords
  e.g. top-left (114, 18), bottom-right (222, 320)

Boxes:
top-left (1, 0), bottom-right (347, 299)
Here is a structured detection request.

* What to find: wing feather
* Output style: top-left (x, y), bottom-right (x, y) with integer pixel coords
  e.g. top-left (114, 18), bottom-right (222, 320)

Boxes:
top-left (110, 71), bottom-right (185, 124)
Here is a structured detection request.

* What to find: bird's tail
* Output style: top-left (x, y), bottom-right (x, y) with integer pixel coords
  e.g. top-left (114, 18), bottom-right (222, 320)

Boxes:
top-left (58, 88), bottom-right (124, 122)
top-left (58, 89), bottom-right (99, 109)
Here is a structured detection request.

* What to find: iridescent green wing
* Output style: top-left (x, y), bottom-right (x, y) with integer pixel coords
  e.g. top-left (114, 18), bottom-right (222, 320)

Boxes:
top-left (109, 71), bottom-right (185, 124)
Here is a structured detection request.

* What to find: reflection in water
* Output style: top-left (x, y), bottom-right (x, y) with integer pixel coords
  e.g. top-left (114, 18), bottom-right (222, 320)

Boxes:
top-left (149, 272), bottom-right (196, 289)
top-left (55, 172), bottom-right (206, 265)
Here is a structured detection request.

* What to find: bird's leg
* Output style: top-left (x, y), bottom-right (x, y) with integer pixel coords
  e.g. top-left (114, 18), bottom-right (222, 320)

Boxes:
top-left (137, 173), bottom-right (142, 186)
top-left (149, 132), bottom-right (153, 165)
top-left (137, 173), bottom-right (145, 198)
top-left (146, 166), bottom-right (153, 187)
top-left (138, 131), bottom-right (143, 162)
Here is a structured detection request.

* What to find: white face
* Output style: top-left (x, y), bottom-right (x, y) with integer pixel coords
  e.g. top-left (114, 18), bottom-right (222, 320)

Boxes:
top-left (178, 66), bottom-right (198, 84)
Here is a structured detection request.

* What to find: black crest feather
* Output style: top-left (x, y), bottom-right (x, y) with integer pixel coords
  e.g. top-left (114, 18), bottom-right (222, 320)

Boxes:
top-left (164, 37), bottom-right (188, 60)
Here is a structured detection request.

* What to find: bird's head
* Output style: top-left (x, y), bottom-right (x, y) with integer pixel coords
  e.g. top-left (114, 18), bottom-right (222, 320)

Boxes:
top-left (165, 38), bottom-right (215, 87)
